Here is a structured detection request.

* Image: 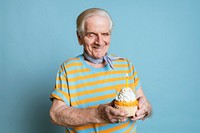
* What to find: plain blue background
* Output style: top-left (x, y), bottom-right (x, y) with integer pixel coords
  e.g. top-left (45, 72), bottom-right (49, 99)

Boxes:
top-left (1, 0), bottom-right (200, 133)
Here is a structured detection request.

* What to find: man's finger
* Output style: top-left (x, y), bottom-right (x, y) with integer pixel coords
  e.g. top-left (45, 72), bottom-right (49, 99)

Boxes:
top-left (131, 114), bottom-right (145, 121)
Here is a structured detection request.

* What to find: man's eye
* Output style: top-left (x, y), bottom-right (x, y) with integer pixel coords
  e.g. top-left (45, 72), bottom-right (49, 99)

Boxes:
top-left (87, 33), bottom-right (96, 37)
top-left (102, 33), bottom-right (110, 36)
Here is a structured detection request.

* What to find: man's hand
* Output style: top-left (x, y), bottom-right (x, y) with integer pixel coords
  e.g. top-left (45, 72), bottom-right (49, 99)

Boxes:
top-left (97, 100), bottom-right (129, 123)
top-left (131, 96), bottom-right (152, 121)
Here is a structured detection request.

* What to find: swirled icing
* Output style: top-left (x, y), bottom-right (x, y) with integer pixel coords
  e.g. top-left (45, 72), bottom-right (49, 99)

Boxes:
top-left (116, 87), bottom-right (136, 102)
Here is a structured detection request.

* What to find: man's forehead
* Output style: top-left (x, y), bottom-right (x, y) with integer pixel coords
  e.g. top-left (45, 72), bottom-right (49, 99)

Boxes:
top-left (86, 15), bottom-right (109, 23)
top-left (85, 16), bottom-right (109, 27)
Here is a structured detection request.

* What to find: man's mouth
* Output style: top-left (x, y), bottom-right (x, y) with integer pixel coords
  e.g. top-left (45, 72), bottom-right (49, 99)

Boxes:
top-left (93, 45), bottom-right (104, 49)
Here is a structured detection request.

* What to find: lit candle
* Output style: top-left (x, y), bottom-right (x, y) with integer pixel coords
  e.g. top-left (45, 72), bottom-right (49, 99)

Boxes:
top-left (126, 73), bottom-right (128, 88)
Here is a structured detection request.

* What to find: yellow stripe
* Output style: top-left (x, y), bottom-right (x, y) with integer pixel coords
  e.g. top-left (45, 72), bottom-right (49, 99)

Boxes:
top-left (133, 71), bottom-right (138, 77)
top-left (70, 84), bottom-right (125, 98)
top-left (59, 58), bottom-right (81, 73)
top-left (68, 70), bottom-right (128, 82)
top-left (64, 62), bottom-right (83, 68)
top-left (66, 57), bottom-right (80, 62)
top-left (113, 64), bottom-right (128, 68)
top-left (71, 93), bottom-right (116, 106)
top-left (73, 124), bottom-right (97, 130)
top-left (58, 71), bottom-right (127, 82)
top-left (56, 84), bottom-right (68, 89)
top-left (55, 73), bottom-right (138, 96)
top-left (68, 70), bottom-right (137, 83)
top-left (134, 77), bottom-right (140, 86)
top-left (50, 94), bottom-right (63, 101)
top-left (67, 129), bottom-right (76, 133)
top-left (56, 76), bottom-right (67, 81)
top-left (67, 122), bottom-right (135, 132)
top-left (55, 83), bottom-right (138, 98)
top-left (60, 65), bottom-right (66, 74)
top-left (56, 89), bottom-right (70, 100)
top-left (125, 122), bottom-right (136, 133)
top-left (69, 77), bottom-right (126, 90)
top-left (91, 121), bottom-right (130, 133)
top-left (67, 68), bottom-right (90, 75)
top-left (115, 59), bottom-right (127, 63)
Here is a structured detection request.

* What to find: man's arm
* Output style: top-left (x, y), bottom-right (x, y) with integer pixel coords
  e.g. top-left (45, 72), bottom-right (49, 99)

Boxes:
top-left (131, 87), bottom-right (152, 121)
top-left (50, 99), bottom-right (128, 127)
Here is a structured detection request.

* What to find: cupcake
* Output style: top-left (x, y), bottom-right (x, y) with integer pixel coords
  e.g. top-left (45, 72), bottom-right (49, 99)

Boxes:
top-left (115, 87), bottom-right (138, 117)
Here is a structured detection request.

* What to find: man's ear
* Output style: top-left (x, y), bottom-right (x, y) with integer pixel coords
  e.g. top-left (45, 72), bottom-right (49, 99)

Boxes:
top-left (76, 31), bottom-right (83, 45)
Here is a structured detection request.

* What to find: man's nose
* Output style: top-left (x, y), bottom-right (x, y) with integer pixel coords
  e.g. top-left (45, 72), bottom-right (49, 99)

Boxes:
top-left (95, 34), bottom-right (103, 45)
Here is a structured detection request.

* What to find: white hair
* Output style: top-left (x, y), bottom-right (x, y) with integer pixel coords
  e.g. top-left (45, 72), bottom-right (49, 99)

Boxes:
top-left (76, 8), bottom-right (113, 35)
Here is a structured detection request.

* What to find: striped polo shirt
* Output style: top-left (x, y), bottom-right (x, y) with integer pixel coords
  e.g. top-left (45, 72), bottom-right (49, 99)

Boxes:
top-left (51, 54), bottom-right (141, 133)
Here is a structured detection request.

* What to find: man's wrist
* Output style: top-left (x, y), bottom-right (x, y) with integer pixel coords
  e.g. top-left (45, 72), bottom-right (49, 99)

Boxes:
top-left (96, 105), bottom-right (109, 123)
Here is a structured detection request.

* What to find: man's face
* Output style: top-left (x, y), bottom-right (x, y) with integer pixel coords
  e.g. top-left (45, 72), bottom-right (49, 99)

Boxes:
top-left (78, 15), bottom-right (111, 59)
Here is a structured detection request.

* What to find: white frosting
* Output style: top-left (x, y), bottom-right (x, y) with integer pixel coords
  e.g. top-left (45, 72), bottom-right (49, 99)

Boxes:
top-left (116, 87), bottom-right (136, 102)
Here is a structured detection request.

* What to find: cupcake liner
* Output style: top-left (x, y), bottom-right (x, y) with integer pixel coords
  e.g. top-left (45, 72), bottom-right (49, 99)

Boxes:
top-left (115, 104), bottom-right (137, 117)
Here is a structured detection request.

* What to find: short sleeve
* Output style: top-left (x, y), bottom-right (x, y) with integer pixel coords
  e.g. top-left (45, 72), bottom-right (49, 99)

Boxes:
top-left (133, 67), bottom-right (141, 91)
top-left (50, 65), bottom-right (70, 105)
top-left (127, 60), bottom-right (141, 91)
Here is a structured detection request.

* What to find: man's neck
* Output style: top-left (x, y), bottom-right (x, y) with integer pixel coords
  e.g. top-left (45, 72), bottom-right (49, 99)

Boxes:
top-left (84, 57), bottom-right (106, 68)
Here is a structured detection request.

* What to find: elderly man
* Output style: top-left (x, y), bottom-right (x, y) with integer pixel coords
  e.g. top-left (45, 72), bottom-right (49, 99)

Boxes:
top-left (50, 8), bottom-right (152, 133)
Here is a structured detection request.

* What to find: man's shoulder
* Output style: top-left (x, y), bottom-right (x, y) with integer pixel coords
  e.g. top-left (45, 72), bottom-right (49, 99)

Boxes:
top-left (110, 54), bottom-right (128, 62)
top-left (57, 55), bottom-right (83, 74)
top-left (63, 55), bottom-right (82, 64)
top-left (110, 54), bottom-right (134, 66)
top-left (59, 55), bottom-right (83, 69)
